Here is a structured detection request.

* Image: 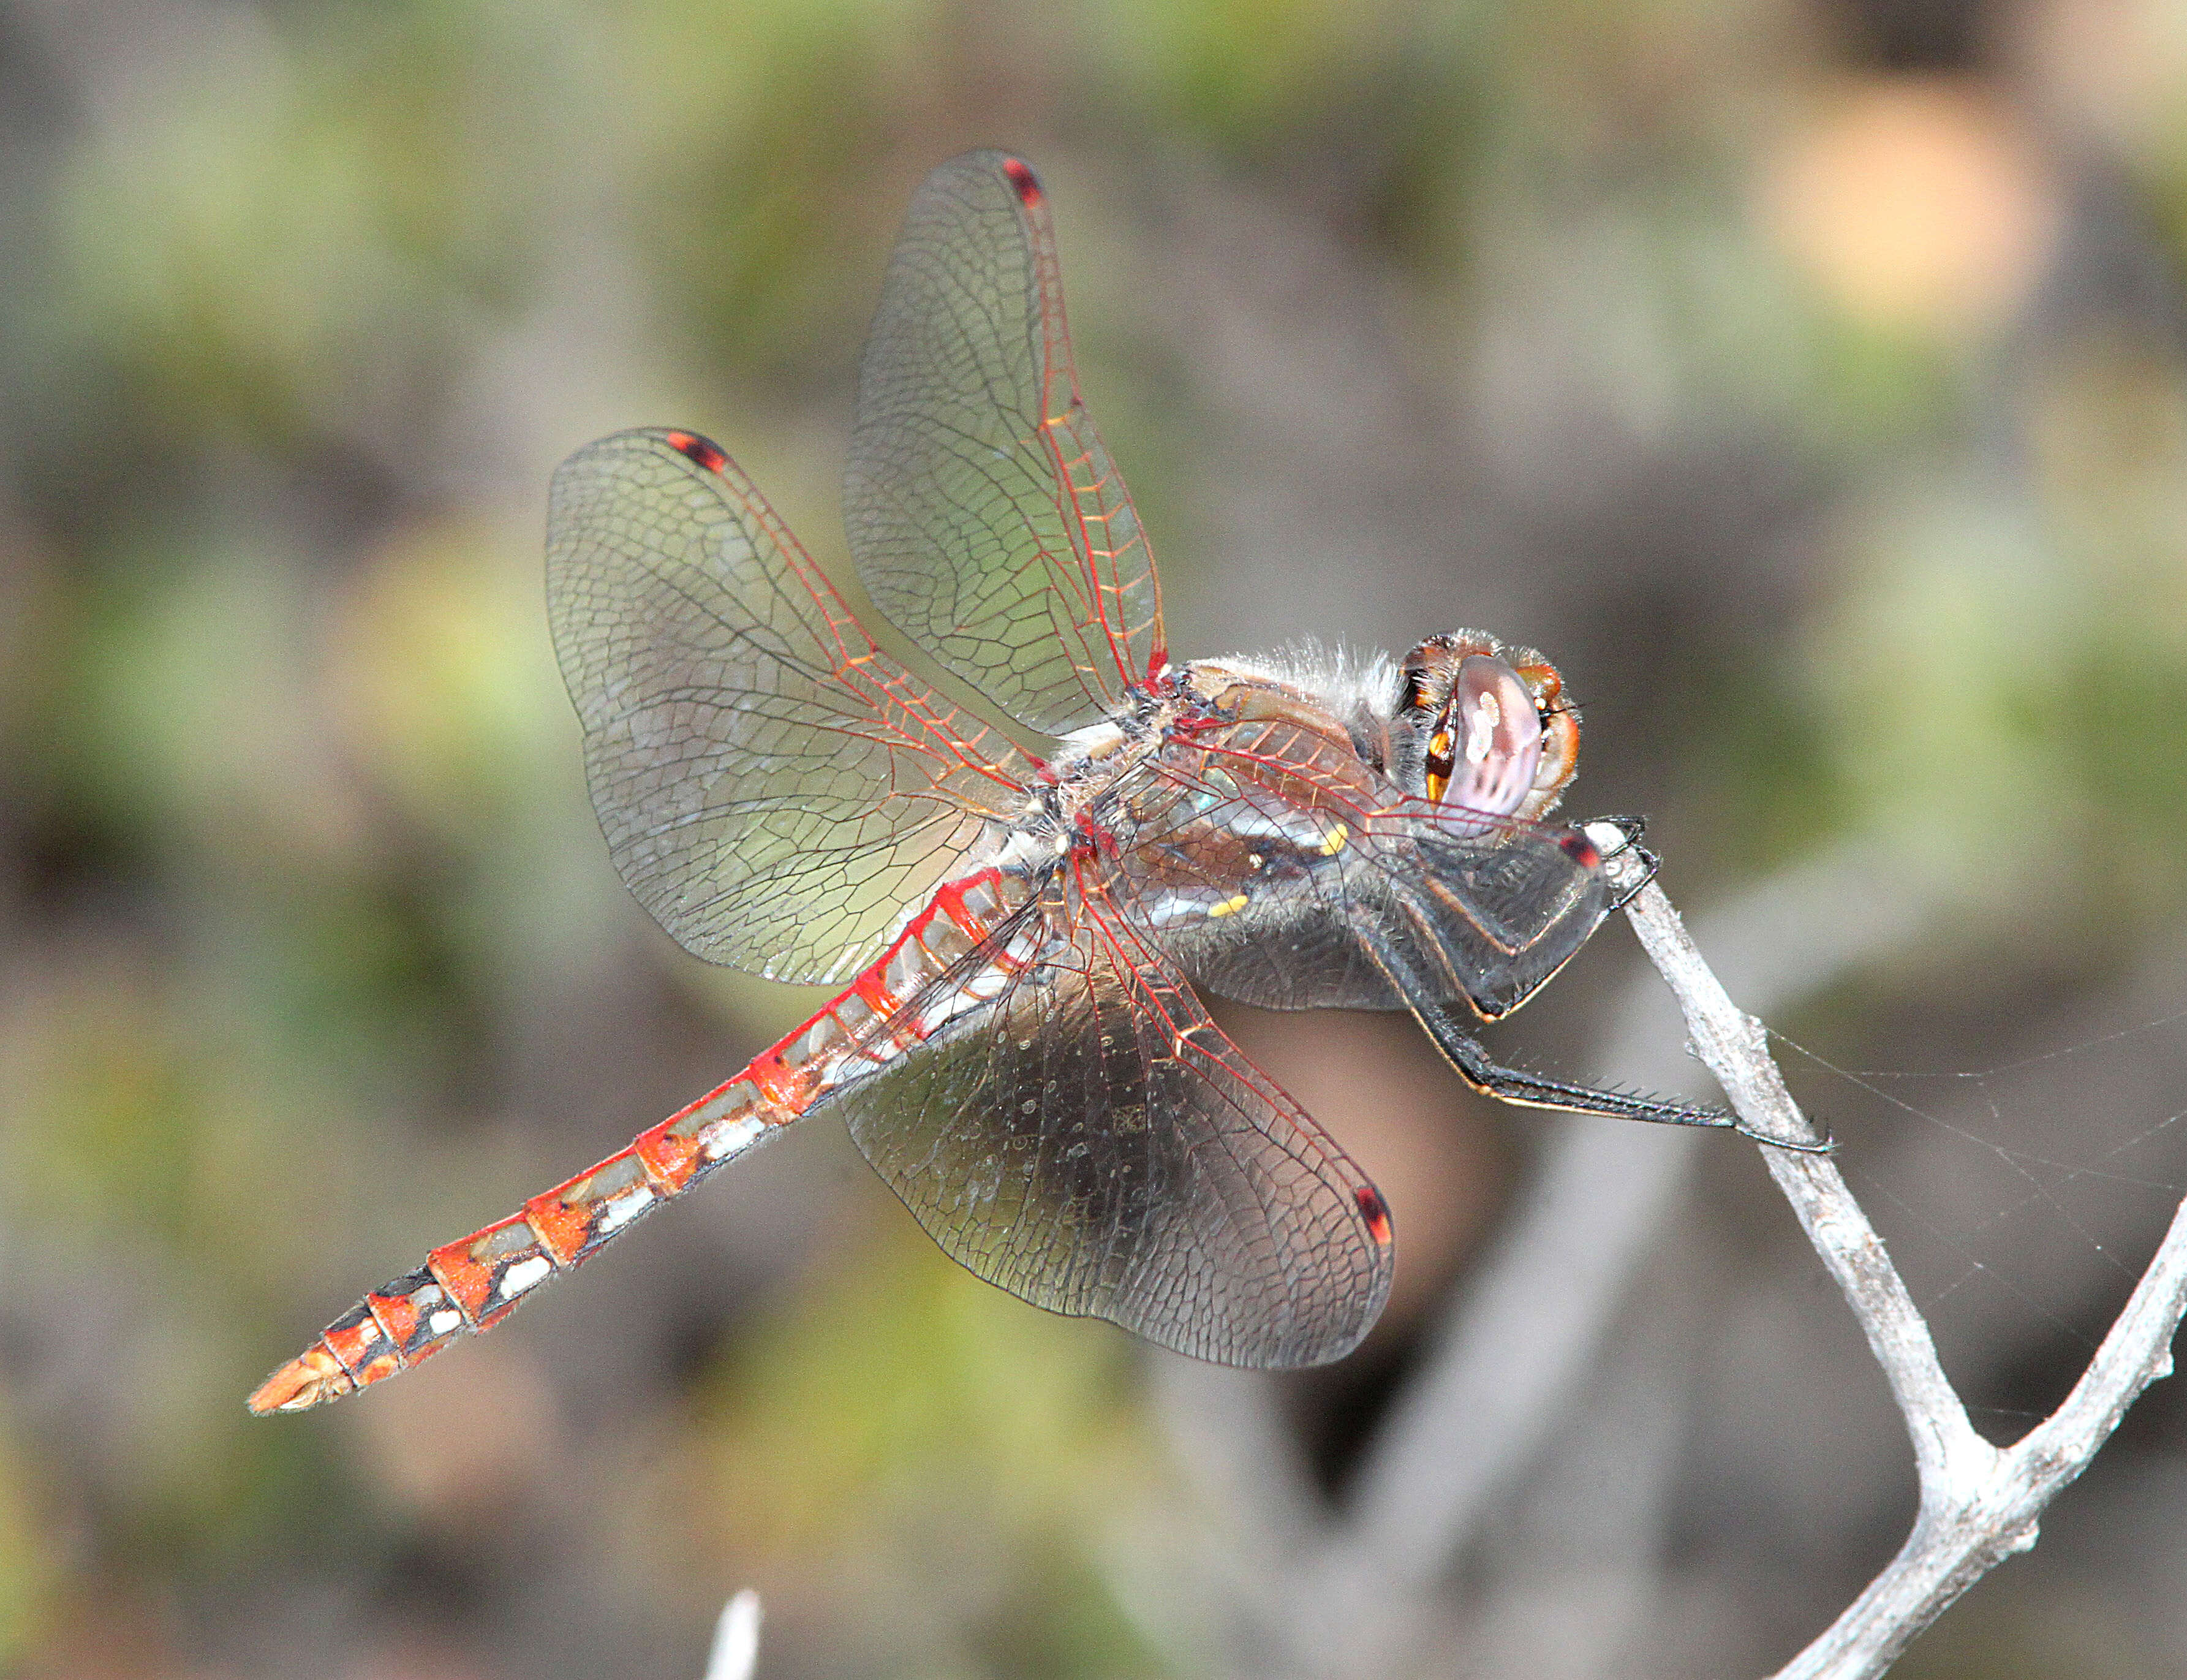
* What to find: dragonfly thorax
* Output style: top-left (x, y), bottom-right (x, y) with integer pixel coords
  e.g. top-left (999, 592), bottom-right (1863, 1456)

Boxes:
top-left (1035, 686), bottom-right (1205, 859)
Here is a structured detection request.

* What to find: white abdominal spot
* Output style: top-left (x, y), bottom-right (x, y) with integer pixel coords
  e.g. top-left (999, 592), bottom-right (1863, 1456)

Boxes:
top-left (499, 1255), bottom-right (553, 1298)
top-left (702, 1115), bottom-right (766, 1160)
top-left (597, 1186), bottom-right (655, 1232)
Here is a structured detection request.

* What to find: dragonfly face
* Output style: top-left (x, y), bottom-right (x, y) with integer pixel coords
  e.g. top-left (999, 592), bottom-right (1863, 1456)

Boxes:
top-left (249, 149), bottom-right (1742, 1416)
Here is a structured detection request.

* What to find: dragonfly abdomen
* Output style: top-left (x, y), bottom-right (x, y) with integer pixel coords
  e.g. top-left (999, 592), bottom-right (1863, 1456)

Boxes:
top-left (246, 868), bottom-right (1038, 1414)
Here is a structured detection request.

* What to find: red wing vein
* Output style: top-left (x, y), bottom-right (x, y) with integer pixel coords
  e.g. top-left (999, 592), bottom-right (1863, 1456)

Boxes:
top-left (845, 150), bottom-right (1166, 734)
top-left (548, 428), bottom-right (1032, 985)
top-left (833, 880), bottom-right (1392, 1368)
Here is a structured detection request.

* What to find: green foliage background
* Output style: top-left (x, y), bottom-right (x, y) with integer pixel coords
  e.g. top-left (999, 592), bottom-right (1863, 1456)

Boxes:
top-left (7, 1), bottom-right (2187, 1674)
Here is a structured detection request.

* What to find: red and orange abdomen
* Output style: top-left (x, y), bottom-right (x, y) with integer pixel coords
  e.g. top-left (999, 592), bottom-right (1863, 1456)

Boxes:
top-left (247, 869), bottom-right (1029, 1414)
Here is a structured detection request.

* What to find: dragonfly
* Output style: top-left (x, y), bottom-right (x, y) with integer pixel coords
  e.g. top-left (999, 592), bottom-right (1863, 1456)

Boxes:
top-left (250, 150), bottom-right (1801, 1416)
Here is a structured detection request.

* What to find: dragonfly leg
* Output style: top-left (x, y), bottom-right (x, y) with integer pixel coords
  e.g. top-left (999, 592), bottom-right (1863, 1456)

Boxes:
top-left (1574, 814), bottom-right (1661, 912)
top-left (1407, 997), bottom-right (1832, 1153)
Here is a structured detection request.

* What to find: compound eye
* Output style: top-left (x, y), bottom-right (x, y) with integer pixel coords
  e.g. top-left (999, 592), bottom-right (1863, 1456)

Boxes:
top-left (1426, 655), bottom-right (1545, 822)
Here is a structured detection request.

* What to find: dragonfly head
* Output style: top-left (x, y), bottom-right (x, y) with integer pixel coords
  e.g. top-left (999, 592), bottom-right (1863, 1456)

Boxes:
top-left (1396, 634), bottom-right (1581, 822)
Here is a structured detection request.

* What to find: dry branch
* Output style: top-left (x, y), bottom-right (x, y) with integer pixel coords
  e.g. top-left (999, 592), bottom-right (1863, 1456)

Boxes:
top-left (1597, 831), bottom-right (2187, 1680)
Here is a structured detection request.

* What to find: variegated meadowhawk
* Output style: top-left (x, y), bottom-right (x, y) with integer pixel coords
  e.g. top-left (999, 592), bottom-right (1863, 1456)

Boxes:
top-left (251, 151), bottom-right (1796, 1415)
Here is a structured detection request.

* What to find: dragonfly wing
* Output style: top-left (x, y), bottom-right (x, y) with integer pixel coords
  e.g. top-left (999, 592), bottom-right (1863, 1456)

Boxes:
top-left (548, 428), bottom-right (1034, 985)
top-left (834, 891), bottom-right (1393, 1368)
top-left (845, 149), bottom-right (1165, 736)
top-left (1117, 722), bottom-right (1611, 1020)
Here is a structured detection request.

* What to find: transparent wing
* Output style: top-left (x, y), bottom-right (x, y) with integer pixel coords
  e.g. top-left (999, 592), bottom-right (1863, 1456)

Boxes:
top-left (844, 149), bottom-right (1165, 736)
top-left (834, 890), bottom-right (1393, 1368)
top-left (548, 428), bottom-right (1034, 985)
top-left (1113, 717), bottom-right (1611, 1020)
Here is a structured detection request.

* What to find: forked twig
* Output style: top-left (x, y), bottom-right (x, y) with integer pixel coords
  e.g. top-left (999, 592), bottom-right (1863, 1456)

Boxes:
top-left (1596, 832), bottom-right (2187, 1680)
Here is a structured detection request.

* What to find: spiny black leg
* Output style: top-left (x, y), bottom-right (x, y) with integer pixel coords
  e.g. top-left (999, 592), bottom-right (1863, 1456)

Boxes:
top-left (1408, 997), bottom-right (1832, 1153)
top-left (1417, 1005), bottom-right (1732, 1129)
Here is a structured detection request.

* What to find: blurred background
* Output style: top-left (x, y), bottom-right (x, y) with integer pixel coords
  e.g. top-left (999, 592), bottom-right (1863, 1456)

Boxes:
top-left (6, 0), bottom-right (2187, 1674)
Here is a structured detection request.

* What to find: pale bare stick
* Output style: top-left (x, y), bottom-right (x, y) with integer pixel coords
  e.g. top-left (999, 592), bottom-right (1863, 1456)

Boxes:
top-left (1596, 831), bottom-right (2187, 1680)
top-left (703, 1590), bottom-right (762, 1680)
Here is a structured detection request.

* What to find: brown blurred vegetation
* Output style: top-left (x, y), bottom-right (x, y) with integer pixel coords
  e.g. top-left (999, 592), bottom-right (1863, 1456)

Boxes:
top-left (7, 0), bottom-right (2187, 1675)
